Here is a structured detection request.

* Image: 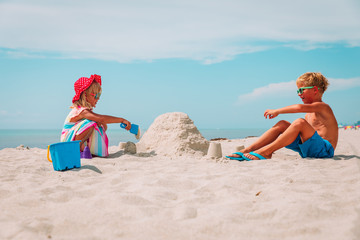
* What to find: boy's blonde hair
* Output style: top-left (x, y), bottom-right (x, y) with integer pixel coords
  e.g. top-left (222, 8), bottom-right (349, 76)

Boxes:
top-left (73, 82), bottom-right (102, 109)
top-left (296, 72), bottom-right (329, 94)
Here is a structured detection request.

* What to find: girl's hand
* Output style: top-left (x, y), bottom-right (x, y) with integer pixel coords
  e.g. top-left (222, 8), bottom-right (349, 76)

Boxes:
top-left (264, 109), bottom-right (279, 119)
top-left (122, 120), bottom-right (132, 130)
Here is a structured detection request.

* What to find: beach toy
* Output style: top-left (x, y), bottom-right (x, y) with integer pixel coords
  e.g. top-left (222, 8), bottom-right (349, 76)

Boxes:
top-left (47, 141), bottom-right (81, 171)
top-left (235, 145), bottom-right (245, 152)
top-left (207, 142), bottom-right (222, 158)
top-left (120, 123), bottom-right (141, 140)
top-left (124, 141), bottom-right (137, 154)
top-left (80, 146), bottom-right (92, 159)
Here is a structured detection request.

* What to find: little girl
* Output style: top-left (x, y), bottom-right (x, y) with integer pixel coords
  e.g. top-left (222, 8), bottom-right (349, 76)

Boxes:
top-left (61, 74), bottom-right (131, 157)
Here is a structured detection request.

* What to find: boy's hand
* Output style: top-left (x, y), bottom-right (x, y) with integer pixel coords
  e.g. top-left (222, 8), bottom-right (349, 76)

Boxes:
top-left (264, 109), bottom-right (279, 119)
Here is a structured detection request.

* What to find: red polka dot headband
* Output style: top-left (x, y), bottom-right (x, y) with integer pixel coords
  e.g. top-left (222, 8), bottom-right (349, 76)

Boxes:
top-left (72, 74), bottom-right (102, 103)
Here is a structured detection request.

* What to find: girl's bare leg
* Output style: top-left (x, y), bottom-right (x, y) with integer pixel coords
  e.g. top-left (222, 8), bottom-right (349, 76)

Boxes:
top-left (74, 127), bottom-right (94, 151)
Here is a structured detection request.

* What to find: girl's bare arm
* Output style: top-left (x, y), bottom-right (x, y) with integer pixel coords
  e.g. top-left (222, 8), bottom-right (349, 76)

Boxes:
top-left (70, 109), bottom-right (131, 130)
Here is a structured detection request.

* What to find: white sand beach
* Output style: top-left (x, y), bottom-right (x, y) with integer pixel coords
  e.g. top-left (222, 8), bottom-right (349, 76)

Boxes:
top-left (0, 113), bottom-right (360, 240)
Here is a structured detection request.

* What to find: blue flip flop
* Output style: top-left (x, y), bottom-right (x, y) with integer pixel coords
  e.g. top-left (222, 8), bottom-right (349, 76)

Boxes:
top-left (242, 151), bottom-right (267, 161)
top-left (225, 152), bottom-right (247, 161)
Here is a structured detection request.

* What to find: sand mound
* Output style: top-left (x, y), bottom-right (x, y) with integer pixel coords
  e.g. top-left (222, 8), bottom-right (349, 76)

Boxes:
top-left (137, 112), bottom-right (209, 157)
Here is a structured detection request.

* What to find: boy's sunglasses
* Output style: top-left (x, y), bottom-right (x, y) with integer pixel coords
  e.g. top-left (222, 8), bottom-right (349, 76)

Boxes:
top-left (297, 86), bottom-right (314, 94)
top-left (90, 93), bottom-right (101, 99)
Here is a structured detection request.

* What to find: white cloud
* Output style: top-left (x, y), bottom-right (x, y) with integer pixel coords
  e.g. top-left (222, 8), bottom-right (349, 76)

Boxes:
top-left (237, 77), bottom-right (360, 105)
top-left (0, 110), bottom-right (23, 117)
top-left (328, 77), bottom-right (360, 91)
top-left (0, 0), bottom-right (359, 63)
top-left (0, 110), bottom-right (7, 116)
top-left (237, 80), bottom-right (296, 105)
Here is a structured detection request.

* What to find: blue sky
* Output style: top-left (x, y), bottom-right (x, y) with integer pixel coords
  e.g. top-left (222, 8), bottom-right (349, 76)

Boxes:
top-left (1, 0), bottom-right (360, 130)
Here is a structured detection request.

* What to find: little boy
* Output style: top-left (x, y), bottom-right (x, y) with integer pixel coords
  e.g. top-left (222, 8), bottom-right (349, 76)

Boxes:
top-left (227, 72), bottom-right (338, 160)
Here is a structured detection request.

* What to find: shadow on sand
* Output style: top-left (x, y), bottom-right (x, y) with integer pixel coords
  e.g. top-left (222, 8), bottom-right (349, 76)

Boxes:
top-left (333, 155), bottom-right (360, 160)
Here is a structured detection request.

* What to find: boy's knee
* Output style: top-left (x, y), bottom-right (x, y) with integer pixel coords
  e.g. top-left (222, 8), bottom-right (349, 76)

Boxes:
top-left (292, 118), bottom-right (307, 127)
top-left (274, 120), bottom-right (291, 132)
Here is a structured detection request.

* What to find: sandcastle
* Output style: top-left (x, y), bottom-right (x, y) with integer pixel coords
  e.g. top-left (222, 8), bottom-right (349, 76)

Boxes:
top-left (136, 112), bottom-right (209, 157)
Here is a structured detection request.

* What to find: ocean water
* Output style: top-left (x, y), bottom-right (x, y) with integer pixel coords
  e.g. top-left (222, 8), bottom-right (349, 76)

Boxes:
top-left (0, 128), bottom-right (266, 150)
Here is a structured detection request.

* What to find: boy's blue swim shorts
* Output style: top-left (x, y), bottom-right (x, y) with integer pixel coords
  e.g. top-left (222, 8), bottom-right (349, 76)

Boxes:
top-left (286, 131), bottom-right (334, 158)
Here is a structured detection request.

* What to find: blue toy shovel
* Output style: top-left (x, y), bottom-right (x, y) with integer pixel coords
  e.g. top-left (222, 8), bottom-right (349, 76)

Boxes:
top-left (120, 123), bottom-right (141, 140)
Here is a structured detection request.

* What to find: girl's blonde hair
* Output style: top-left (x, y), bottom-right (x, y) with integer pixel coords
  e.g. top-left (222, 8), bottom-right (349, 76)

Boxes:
top-left (72, 82), bottom-right (102, 109)
top-left (296, 72), bottom-right (329, 94)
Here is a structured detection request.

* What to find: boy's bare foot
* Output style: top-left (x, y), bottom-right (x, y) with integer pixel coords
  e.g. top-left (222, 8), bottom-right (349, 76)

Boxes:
top-left (227, 150), bottom-right (250, 158)
top-left (243, 151), bottom-right (271, 160)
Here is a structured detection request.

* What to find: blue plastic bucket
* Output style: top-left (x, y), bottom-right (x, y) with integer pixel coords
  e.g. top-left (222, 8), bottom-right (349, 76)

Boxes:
top-left (47, 141), bottom-right (81, 171)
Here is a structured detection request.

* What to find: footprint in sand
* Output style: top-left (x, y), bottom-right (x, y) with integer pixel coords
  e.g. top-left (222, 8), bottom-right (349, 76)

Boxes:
top-left (173, 206), bottom-right (198, 220)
